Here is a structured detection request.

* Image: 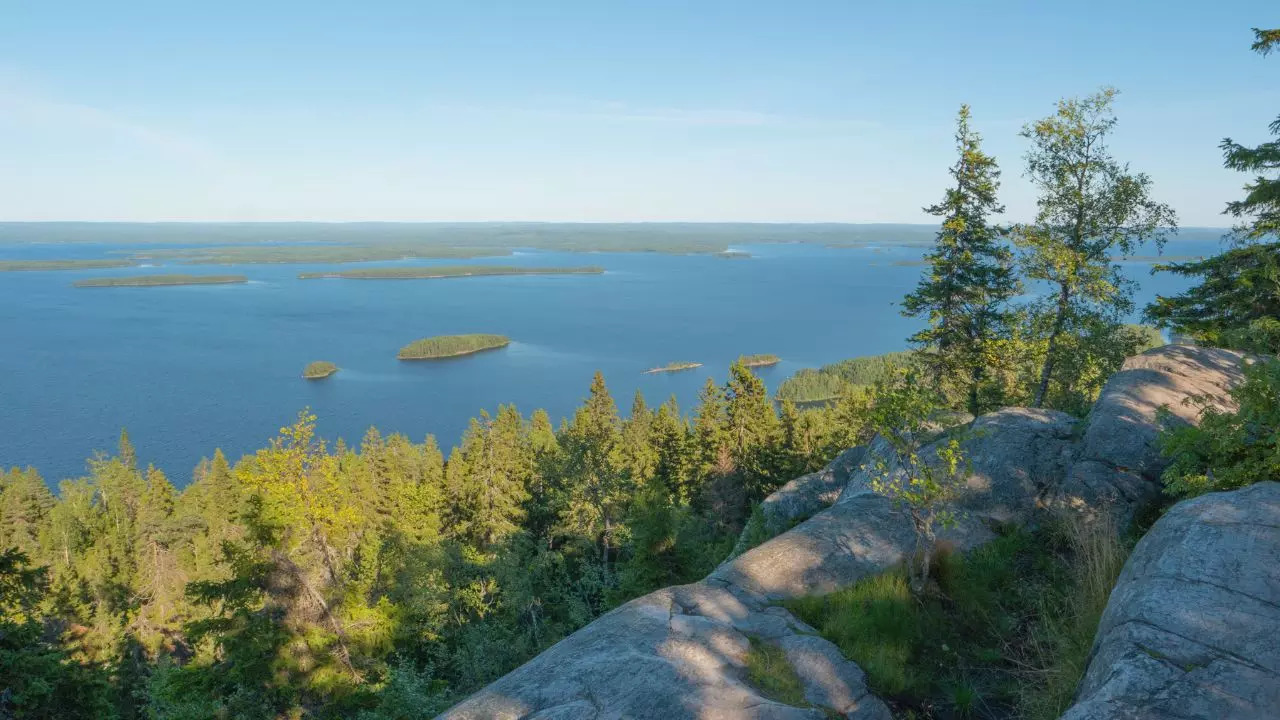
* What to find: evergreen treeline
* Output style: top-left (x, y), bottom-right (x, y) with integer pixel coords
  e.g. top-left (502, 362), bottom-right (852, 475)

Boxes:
top-left (0, 366), bottom-right (870, 718)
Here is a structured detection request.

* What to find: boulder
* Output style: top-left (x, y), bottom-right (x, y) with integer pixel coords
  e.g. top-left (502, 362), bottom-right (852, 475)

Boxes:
top-left (1052, 345), bottom-right (1246, 523)
top-left (1061, 482), bottom-right (1280, 720)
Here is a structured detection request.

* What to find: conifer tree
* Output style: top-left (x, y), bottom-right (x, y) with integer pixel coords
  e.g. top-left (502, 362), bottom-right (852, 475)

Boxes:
top-left (1014, 88), bottom-right (1176, 408)
top-left (1221, 28), bottom-right (1280, 243)
top-left (0, 468), bottom-right (55, 556)
top-left (557, 372), bottom-right (626, 569)
top-left (723, 362), bottom-right (781, 501)
top-left (902, 105), bottom-right (1018, 414)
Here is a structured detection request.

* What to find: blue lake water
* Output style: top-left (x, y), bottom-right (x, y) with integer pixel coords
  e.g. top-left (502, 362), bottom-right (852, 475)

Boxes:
top-left (0, 237), bottom-right (1218, 487)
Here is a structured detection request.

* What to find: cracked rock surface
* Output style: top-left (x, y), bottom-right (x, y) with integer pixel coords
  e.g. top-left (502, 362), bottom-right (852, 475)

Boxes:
top-left (1061, 482), bottom-right (1280, 720)
top-left (437, 346), bottom-right (1248, 720)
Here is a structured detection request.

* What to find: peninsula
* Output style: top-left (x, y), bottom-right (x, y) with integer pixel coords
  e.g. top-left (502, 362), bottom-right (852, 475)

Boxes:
top-left (73, 274), bottom-right (248, 288)
top-left (298, 265), bottom-right (604, 280)
top-left (643, 361), bottom-right (703, 374)
top-left (398, 334), bottom-right (511, 360)
top-left (302, 361), bottom-right (338, 379)
top-left (0, 259), bottom-right (136, 271)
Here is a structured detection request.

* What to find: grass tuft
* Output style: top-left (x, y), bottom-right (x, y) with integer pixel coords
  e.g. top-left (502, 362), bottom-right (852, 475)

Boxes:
top-left (744, 637), bottom-right (808, 707)
top-left (784, 518), bottom-right (1131, 719)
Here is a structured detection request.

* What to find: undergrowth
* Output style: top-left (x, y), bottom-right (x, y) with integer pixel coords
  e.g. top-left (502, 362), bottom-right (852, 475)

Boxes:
top-left (784, 515), bottom-right (1130, 719)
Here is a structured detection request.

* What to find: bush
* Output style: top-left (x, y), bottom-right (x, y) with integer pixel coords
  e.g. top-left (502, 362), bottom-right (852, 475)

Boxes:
top-left (1160, 357), bottom-right (1280, 499)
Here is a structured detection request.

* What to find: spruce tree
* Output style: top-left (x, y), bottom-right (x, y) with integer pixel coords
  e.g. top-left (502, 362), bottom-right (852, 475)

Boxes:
top-left (1221, 28), bottom-right (1280, 243)
top-left (902, 105), bottom-right (1018, 414)
top-left (557, 372), bottom-right (626, 569)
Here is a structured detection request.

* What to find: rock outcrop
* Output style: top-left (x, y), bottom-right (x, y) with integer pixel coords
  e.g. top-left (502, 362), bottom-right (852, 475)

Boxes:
top-left (1051, 345), bottom-right (1246, 523)
top-left (438, 346), bottom-right (1246, 720)
top-left (1062, 482), bottom-right (1280, 720)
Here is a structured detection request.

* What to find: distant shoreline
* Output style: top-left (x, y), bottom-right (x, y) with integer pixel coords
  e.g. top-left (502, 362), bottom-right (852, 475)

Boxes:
top-left (73, 274), bottom-right (248, 288)
top-left (298, 266), bottom-right (604, 280)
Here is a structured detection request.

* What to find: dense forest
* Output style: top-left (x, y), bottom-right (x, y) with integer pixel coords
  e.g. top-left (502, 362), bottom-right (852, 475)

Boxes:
top-left (2, 28), bottom-right (1279, 720)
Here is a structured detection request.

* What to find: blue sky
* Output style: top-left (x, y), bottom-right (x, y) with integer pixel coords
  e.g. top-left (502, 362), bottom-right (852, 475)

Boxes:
top-left (0, 1), bottom-right (1275, 224)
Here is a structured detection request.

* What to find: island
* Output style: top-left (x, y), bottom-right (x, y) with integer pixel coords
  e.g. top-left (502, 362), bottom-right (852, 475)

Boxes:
top-left (73, 274), bottom-right (248, 288)
top-left (715, 250), bottom-right (752, 259)
top-left (134, 245), bottom-right (512, 265)
top-left (643, 361), bottom-right (703, 374)
top-left (0, 259), bottom-right (136, 271)
top-left (298, 265), bottom-right (604, 280)
top-left (738, 354), bottom-right (781, 368)
top-left (302, 361), bottom-right (339, 379)
top-left (398, 334), bottom-right (511, 360)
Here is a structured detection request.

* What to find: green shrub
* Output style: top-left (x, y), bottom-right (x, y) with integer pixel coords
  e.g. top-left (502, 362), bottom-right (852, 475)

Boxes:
top-left (1160, 357), bottom-right (1280, 499)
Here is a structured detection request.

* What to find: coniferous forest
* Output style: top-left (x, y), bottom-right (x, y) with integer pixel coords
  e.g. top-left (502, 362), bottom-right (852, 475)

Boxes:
top-left (3, 28), bottom-right (1279, 720)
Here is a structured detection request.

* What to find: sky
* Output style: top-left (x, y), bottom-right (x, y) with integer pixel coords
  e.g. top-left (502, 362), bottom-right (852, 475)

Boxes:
top-left (0, 1), bottom-right (1275, 224)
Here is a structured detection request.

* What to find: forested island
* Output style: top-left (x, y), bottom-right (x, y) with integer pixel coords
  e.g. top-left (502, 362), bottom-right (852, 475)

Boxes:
top-left (738, 354), bottom-right (780, 368)
top-left (133, 245), bottom-right (510, 265)
top-left (398, 333), bottom-right (511, 360)
top-left (0, 259), bottom-right (136, 271)
top-left (297, 265), bottom-right (604, 280)
top-left (643, 361), bottom-right (703, 374)
top-left (73, 274), bottom-right (248, 288)
top-left (302, 361), bottom-right (339, 379)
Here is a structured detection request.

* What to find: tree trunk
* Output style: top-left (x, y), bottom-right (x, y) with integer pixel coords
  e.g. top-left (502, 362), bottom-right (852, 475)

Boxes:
top-left (1034, 283), bottom-right (1072, 408)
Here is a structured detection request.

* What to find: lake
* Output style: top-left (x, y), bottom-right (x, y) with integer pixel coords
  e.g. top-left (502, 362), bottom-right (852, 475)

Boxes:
top-left (0, 231), bottom-right (1220, 487)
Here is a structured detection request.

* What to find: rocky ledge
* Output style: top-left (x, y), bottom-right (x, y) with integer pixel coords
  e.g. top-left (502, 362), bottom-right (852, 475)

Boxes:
top-left (437, 345), bottom-right (1252, 719)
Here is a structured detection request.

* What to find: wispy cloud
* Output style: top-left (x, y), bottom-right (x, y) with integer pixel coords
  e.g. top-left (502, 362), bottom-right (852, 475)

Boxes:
top-left (0, 72), bottom-right (225, 166)
top-left (427, 98), bottom-right (877, 131)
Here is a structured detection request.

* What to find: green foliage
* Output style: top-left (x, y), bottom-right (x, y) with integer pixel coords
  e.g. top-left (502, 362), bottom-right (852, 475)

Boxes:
top-left (0, 359), bottom-right (864, 717)
top-left (0, 549), bottom-right (118, 719)
top-left (1013, 88), bottom-right (1176, 409)
top-left (786, 520), bottom-right (1130, 719)
top-left (1161, 357), bottom-right (1280, 499)
top-left (737, 354), bottom-right (780, 368)
top-left (397, 334), bottom-right (511, 360)
top-left (1146, 243), bottom-right (1280, 353)
top-left (775, 352), bottom-right (913, 403)
top-left (902, 105), bottom-right (1020, 415)
top-left (744, 637), bottom-right (808, 707)
top-left (867, 371), bottom-right (967, 594)
top-left (1219, 28), bottom-right (1280, 243)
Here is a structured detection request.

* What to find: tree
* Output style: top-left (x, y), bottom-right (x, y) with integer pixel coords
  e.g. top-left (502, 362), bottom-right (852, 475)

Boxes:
top-left (902, 105), bottom-right (1019, 414)
top-left (723, 362), bottom-right (781, 502)
top-left (557, 372), bottom-right (626, 570)
top-left (867, 372), bottom-right (967, 595)
top-left (1013, 88), bottom-right (1177, 408)
top-left (1146, 29), bottom-right (1280, 353)
top-left (1220, 28), bottom-right (1280, 243)
top-left (1146, 243), bottom-right (1280, 353)
top-left (0, 468), bottom-right (54, 557)
top-left (0, 549), bottom-right (119, 720)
